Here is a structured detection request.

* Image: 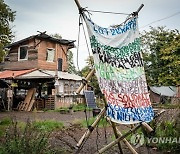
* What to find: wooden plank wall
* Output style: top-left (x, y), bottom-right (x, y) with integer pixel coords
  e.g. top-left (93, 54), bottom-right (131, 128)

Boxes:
top-left (4, 38), bottom-right (69, 71)
top-left (4, 39), bottom-right (38, 70)
top-left (3, 60), bottom-right (38, 70)
top-left (37, 40), bottom-right (68, 71)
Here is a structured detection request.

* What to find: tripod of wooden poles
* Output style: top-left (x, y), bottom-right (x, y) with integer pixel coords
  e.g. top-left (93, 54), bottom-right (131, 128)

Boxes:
top-left (73, 1), bottom-right (159, 153)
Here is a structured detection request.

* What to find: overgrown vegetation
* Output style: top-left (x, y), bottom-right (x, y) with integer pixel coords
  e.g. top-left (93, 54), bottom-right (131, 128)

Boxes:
top-left (0, 120), bottom-right (51, 154)
top-left (0, 118), bottom-right (65, 154)
top-left (150, 120), bottom-right (180, 152)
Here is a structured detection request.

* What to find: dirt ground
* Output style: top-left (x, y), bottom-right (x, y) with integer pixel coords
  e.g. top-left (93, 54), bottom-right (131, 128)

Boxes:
top-left (0, 110), bottom-right (87, 126)
top-left (0, 109), bottom-right (179, 154)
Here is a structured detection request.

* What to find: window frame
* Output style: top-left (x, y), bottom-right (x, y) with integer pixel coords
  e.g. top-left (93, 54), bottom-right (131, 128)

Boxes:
top-left (18, 45), bottom-right (28, 61)
top-left (46, 48), bottom-right (55, 62)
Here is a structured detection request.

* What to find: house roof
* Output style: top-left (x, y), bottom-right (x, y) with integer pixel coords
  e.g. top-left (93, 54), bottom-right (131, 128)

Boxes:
top-left (44, 70), bottom-right (83, 81)
top-left (5, 33), bottom-right (75, 49)
top-left (15, 69), bottom-right (83, 81)
top-left (150, 86), bottom-right (176, 97)
top-left (0, 69), bottom-right (36, 79)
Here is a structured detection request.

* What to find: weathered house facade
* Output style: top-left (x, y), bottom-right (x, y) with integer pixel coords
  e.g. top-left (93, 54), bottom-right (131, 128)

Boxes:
top-left (3, 33), bottom-right (73, 71)
top-left (0, 33), bottom-right (84, 111)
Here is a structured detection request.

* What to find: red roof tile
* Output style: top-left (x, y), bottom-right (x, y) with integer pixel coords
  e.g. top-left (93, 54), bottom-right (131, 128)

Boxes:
top-left (0, 69), bottom-right (37, 79)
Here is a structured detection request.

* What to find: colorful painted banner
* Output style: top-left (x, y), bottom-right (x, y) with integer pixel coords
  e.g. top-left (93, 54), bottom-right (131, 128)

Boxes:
top-left (84, 15), bottom-right (154, 124)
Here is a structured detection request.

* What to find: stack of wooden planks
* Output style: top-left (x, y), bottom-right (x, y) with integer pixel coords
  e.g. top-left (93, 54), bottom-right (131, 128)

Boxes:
top-left (17, 88), bottom-right (36, 111)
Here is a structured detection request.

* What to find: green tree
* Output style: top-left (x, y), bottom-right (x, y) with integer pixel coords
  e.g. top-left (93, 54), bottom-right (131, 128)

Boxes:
top-left (67, 50), bottom-right (77, 74)
top-left (141, 26), bottom-right (180, 86)
top-left (80, 56), bottom-right (102, 96)
top-left (0, 0), bottom-right (16, 62)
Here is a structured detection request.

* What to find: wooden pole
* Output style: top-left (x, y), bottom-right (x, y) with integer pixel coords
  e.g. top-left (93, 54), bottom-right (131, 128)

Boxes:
top-left (76, 107), bottom-right (106, 148)
top-left (103, 97), bottom-right (124, 154)
top-left (106, 117), bottom-right (138, 154)
top-left (96, 124), bottom-right (142, 154)
top-left (74, 0), bottom-right (82, 12)
top-left (111, 122), bottom-right (124, 154)
top-left (116, 128), bottom-right (138, 154)
top-left (76, 69), bottom-right (95, 94)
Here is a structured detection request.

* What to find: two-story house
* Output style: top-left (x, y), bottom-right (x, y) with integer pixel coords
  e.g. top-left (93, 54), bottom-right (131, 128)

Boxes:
top-left (0, 33), bottom-right (84, 111)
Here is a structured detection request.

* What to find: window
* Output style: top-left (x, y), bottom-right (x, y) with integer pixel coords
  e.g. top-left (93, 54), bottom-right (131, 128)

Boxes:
top-left (46, 48), bottom-right (55, 62)
top-left (18, 46), bottom-right (28, 60)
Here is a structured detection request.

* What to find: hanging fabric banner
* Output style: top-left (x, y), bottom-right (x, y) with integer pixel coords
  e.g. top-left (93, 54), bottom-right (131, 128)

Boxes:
top-left (84, 15), bottom-right (154, 124)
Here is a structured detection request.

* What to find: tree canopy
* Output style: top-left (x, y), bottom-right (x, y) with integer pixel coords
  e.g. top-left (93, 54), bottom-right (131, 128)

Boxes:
top-left (141, 26), bottom-right (180, 86)
top-left (0, 0), bottom-right (16, 62)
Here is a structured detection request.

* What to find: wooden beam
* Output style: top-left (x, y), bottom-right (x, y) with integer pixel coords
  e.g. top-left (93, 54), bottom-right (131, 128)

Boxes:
top-left (96, 124), bottom-right (142, 154)
top-left (76, 107), bottom-right (106, 149)
top-left (76, 69), bottom-right (95, 94)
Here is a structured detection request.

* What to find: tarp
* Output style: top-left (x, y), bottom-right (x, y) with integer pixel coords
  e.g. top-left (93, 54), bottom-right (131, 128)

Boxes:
top-left (84, 15), bottom-right (154, 124)
top-left (150, 86), bottom-right (176, 97)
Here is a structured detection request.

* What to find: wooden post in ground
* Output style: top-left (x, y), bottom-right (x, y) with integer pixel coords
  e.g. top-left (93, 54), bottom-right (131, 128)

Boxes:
top-left (111, 121), bottom-right (124, 154)
top-left (76, 107), bottom-right (106, 148)
top-left (106, 117), bottom-right (138, 154)
top-left (96, 124), bottom-right (142, 154)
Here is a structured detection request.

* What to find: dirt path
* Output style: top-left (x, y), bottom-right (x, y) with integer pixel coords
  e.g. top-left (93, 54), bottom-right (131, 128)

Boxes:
top-left (0, 111), bottom-right (90, 126)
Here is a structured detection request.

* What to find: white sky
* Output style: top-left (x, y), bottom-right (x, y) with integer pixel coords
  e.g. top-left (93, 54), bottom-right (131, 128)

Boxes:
top-left (5, 0), bottom-right (180, 70)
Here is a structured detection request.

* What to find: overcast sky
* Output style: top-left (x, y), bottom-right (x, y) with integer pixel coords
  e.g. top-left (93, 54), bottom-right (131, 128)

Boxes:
top-left (5, 0), bottom-right (180, 70)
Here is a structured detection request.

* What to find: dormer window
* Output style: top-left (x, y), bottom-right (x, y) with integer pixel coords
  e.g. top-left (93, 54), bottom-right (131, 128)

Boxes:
top-left (18, 45), bottom-right (28, 61)
top-left (46, 48), bottom-right (55, 62)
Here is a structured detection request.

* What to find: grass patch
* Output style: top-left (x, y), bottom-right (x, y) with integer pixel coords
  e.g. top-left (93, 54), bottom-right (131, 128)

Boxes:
top-left (72, 103), bottom-right (92, 112)
top-left (72, 103), bottom-right (86, 112)
top-left (33, 120), bottom-right (64, 132)
top-left (79, 117), bottom-right (109, 128)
